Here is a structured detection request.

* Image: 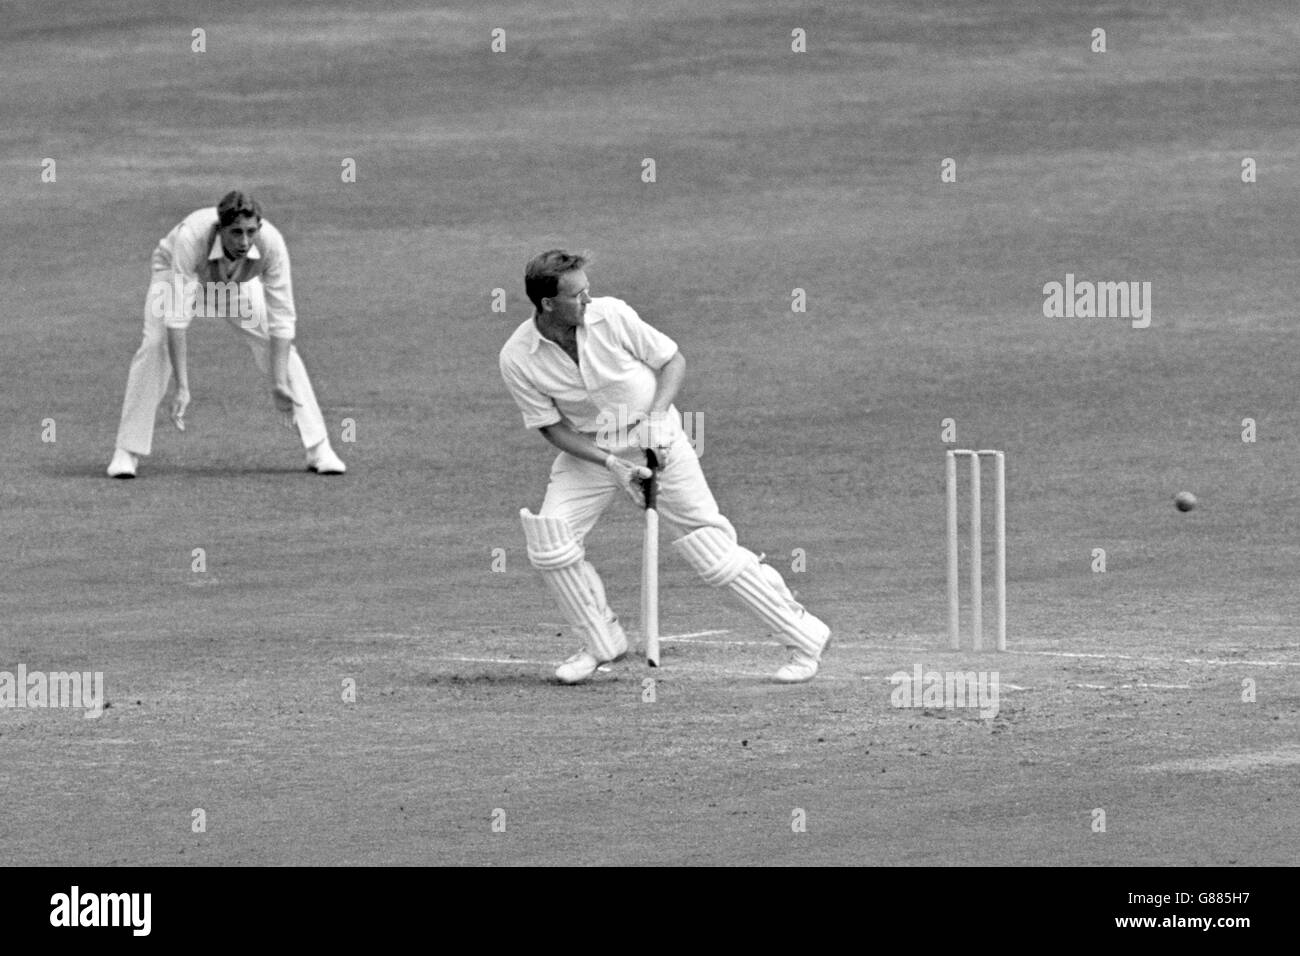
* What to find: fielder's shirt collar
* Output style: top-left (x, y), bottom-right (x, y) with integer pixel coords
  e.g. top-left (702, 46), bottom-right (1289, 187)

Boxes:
top-left (209, 233), bottom-right (261, 261)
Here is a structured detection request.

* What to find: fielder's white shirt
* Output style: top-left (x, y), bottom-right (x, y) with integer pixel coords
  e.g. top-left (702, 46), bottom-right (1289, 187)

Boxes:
top-left (499, 296), bottom-right (679, 445)
top-left (150, 207), bottom-right (297, 338)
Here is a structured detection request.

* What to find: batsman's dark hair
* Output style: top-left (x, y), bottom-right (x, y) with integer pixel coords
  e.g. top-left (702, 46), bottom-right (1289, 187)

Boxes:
top-left (525, 249), bottom-right (591, 312)
top-left (217, 190), bottom-right (263, 227)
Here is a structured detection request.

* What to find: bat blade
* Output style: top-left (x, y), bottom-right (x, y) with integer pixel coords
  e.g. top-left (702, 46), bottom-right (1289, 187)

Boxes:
top-left (642, 447), bottom-right (661, 667)
top-left (642, 506), bottom-right (660, 666)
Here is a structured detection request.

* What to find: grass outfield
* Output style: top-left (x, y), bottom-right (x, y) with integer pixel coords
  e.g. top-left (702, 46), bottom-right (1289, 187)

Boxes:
top-left (2, 0), bottom-right (1298, 865)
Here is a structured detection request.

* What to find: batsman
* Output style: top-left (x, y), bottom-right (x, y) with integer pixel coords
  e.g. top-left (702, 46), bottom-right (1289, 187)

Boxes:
top-left (499, 250), bottom-right (831, 684)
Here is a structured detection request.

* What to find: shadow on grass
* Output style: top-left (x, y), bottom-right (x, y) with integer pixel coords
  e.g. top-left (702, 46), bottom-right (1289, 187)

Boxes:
top-left (42, 463), bottom-right (311, 479)
top-left (421, 672), bottom-right (553, 687)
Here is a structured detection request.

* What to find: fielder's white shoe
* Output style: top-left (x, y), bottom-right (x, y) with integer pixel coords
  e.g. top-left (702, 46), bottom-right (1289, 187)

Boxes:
top-left (774, 614), bottom-right (831, 684)
top-left (106, 448), bottom-right (138, 479)
top-left (306, 442), bottom-right (346, 475)
top-left (554, 648), bottom-right (628, 685)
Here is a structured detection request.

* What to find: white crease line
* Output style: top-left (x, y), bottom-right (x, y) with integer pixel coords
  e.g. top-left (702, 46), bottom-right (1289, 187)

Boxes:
top-left (1143, 746), bottom-right (1300, 774)
top-left (670, 641), bottom-right (1300, 668)
top-left (670, 638), bottom-right (783, 647)
top-left (1221, 625), bottom-right (1300, 631)
top-left (1070, 682), bottom-right (1193, 690)
top-left (433, 632), bottom-right (735, 667)
top-left (1011, 650), bottom-right (1300, 668)
top-left (862, 677), bottom-right (1029, 691)
top-left (424, 657), bottom-right (868, 683)
top-left (439, 657), bottom-right (551, 665)
top-left (396, 633), bottom-right (1300, 670)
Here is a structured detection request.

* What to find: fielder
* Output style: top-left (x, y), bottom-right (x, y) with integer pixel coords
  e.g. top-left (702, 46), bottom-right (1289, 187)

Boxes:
top-left (106, 191), bottom-right (346, 478)
top-left (499, 250), bottom-right (831, 684)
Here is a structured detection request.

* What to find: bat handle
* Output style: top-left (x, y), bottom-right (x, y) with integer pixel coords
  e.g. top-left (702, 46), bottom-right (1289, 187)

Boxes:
top-left (644, 449), bottom-right (659, 509)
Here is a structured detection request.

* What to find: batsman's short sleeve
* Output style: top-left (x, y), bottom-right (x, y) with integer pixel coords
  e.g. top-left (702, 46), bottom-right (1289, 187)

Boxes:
top-left (604, 298), bottom-right (678, 369)
top-left (499, 346), bottom-right (562, 430)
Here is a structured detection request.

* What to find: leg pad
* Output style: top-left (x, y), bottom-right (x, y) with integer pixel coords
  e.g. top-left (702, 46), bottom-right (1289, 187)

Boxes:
top-left (674, 526), bottom-right (828, 657)
top-left (520, 510), bottom-right (626, 661)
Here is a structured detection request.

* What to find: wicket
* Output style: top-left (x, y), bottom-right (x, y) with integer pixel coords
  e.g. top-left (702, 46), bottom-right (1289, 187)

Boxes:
top-left (946, 449), bottom-right (1006, 651)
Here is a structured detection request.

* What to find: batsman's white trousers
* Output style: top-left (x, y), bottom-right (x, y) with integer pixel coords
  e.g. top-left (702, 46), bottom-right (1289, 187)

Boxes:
top-left (113, 270), bottom-right (328, 456)
top-left (535, 430), bottom-right (825, 656)
top-left (539, 430), bottom-right (735, 542)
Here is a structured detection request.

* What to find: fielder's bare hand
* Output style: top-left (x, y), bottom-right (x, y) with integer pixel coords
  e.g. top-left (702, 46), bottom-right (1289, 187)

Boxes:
top-left (604, 454), bottom-right (652, 506)
top-left (169, 387), bottom-right (190, 431)
top-left (272, 383), bottom-right (299, 429)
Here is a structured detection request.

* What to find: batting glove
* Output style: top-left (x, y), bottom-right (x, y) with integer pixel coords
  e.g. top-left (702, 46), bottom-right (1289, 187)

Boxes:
top-left (633, 411), bottom-right (675, 465)
top-left (605, 454), bottom-right (652, 506)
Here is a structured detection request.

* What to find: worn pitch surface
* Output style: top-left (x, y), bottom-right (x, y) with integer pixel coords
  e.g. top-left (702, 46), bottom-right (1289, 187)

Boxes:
top-left (2, 0), bottom-right (1297, 864)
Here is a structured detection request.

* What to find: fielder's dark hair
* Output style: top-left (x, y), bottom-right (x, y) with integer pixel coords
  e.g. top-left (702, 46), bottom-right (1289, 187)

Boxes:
top-left (217, 190), bottom-right (263, 227)
top-left (525, 249), bottom-right (591, 311)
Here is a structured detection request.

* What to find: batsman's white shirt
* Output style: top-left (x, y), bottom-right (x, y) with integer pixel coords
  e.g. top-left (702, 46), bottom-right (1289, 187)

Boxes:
top-left (501, 296), bottom-right (732, 540)
top-left (499, 296), bottom-right (679, 446)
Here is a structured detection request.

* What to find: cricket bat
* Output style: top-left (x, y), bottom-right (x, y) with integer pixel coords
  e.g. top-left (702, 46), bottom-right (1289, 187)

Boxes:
top-left (642, 449), bottom-right (660, 666)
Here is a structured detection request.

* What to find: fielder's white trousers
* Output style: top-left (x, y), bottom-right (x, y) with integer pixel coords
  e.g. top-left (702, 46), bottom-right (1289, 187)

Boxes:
top-left (114, 271), bottom-right (328, 456)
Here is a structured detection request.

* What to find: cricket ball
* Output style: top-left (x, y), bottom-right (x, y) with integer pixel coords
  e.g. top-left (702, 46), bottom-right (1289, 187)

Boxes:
top-left (1174, 491), bottom-right (1197, 512)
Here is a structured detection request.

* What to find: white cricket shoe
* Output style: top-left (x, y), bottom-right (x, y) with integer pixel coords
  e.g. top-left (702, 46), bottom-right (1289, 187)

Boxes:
top-left (555, 651), bottom-right (601, 684)
top-left (306, 442), bottom-right (346, 475)
top-left (774, 614), bottom-right (831, 684)
top-left (106, 448), bottom-right (138, 479)
top-left (554, 648), bottom-right (627, 685)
